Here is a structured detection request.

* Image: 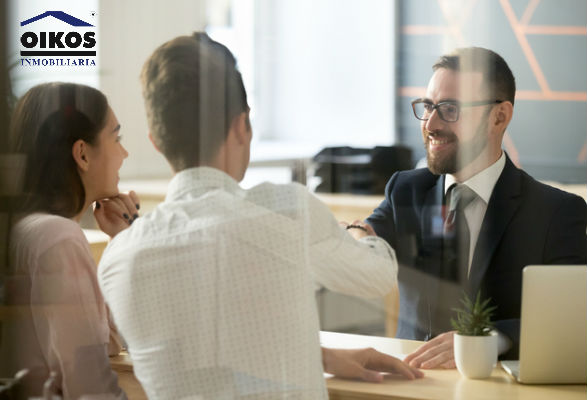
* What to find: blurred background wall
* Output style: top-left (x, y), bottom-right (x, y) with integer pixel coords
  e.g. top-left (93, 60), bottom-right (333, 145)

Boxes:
top-left (7, 0), bottom-right (586, 184)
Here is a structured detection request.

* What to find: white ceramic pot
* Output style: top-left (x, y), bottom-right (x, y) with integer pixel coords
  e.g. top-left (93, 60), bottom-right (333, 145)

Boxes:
top-left (454, 331), bottom-right (498, 379)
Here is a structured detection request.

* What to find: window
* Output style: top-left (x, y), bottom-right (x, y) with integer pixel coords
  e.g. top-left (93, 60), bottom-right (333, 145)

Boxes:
top-left (209, 0), bottom-right (397, 160)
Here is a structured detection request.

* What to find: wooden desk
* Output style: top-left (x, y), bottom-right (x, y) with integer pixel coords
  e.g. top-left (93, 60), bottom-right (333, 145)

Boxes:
top-left (119, 179), bottom-right (385, 222)
top-left (117, 179), bottom-right (586, 222)
top-left (322, 331), bottom-right (586, 400)
top-left (82, 229), bottom-right (110, 265)
top-left (110, 331), bottom-right (586, 400)
top-left (110, 352), bottom-right (147, 399)
top-left (314, 193), bottom-right (383, 223)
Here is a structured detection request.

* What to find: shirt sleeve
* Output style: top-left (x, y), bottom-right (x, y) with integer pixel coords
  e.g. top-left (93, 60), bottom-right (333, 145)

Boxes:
top-left (107, 305), bottom-right (124, 356)
top-left (304, 189), bottom-right (398, 298)
top-left (31, 237), bottom-right (126, 399)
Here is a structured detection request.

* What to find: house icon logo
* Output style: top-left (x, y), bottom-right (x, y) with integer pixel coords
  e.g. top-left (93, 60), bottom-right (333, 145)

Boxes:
top-left (21, 11), bottom-right (94, 28)
top-left (20, 11), bottom-right (96, 58)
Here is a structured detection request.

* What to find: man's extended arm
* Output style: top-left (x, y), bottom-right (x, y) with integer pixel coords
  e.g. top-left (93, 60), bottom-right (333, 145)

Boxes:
top-left (305, 186), bottom-right (398, 298)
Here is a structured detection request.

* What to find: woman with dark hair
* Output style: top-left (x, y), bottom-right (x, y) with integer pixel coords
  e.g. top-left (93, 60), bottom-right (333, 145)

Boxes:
top-left (1, 82), bottom-right (138, 399)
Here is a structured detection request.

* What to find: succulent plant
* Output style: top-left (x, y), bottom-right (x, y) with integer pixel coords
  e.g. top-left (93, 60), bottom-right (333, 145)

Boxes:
top-left (451, 291), bottom-right (497, 336)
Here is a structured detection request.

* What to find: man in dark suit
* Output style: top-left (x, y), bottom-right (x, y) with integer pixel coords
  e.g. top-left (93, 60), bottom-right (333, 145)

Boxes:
top-left (366, 47), bottom-right (587, 368)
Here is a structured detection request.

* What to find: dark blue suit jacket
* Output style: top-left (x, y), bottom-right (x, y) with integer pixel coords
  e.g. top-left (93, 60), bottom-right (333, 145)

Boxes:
top-left (366, 155), bottom-right (587, 359)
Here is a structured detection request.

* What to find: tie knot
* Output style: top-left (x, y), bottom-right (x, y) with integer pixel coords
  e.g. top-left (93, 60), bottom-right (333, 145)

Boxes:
top-left (447, 184), bottom-right (477, 212)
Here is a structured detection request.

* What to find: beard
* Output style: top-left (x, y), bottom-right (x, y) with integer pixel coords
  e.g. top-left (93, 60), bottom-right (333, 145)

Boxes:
top-left (425, 115), bottom-right (490, 175)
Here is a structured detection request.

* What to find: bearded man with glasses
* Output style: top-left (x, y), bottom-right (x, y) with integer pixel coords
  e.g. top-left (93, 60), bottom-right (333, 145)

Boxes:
top-left (365, 47), bottom-right (586, 368)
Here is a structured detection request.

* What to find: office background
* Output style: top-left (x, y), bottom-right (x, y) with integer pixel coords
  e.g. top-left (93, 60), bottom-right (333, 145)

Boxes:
top-left (3, 0), bottom-right (586, 335)
top-left (8, 0), bottom-right (586, 185)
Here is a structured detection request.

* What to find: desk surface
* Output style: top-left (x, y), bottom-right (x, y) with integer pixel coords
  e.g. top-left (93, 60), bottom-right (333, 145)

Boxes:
top-left (321, 331), bottom-right (586, 400)
top-left (110, 331), bottom-right (586, 400)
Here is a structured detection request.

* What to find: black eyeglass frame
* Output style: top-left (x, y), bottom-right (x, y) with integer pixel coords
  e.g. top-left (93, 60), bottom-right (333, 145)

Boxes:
top-left (411, 98), bottom-right (504, 123)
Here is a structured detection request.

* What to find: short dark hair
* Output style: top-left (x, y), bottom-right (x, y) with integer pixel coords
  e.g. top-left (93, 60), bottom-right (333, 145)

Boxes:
top-left (433, 47), bottom-right (516, 106)
top-left (141, 32), bottom-right (249, 172)
top-left (9, 82), bottom-right (109, 218)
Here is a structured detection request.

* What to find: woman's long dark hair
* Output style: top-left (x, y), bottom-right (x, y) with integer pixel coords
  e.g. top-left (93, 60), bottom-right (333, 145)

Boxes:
top-left (9, 82), bottom-right (109, 218)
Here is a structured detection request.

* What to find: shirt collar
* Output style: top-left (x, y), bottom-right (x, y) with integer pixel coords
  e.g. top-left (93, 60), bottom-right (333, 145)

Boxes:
top-left (166, 166), bottom-right (242, 202)
top-left (444, 151), bottom-right (506, 204)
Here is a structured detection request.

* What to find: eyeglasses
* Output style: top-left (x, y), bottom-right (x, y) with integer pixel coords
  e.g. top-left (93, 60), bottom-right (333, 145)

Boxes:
top-left (411, 98), bottom-right (504, 123)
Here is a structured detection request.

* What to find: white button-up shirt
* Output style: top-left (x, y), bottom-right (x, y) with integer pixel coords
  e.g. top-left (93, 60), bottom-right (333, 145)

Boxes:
top-left (445, 152), bottom-right (511, 353)
top-left (99, 167), bottom-right (397, 399)
top-left (445, 151), bottom-right (506, 273)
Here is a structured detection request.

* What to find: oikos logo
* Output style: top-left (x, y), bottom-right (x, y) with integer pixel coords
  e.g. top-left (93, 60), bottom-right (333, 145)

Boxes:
top-left (21, 31), bottom-right (96, 54)
top-left (19, 11), bottom-right (97, 66)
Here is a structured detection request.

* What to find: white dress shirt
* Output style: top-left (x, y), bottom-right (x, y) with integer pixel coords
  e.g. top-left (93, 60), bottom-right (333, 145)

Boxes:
top-left (444, 152), bottom-right (506, 273)
top-left (99, 167), bottom-right (398, 400)
top-left (445, 152), bottom-right (511, 353)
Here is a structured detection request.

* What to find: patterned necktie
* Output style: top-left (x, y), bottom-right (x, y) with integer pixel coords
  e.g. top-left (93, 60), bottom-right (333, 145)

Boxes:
top-left (442, 184), bottom-right (477, 282)
top-left (444, 184), bottom-right (477, 235)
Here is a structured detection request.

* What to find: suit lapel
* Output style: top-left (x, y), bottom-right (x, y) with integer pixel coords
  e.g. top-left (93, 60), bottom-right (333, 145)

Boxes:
top-left (469, 156), bottom-right (523, 295)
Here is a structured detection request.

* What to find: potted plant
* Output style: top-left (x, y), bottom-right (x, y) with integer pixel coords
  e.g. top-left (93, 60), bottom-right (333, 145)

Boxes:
top-left (451, 292), bottom-right (498, 379)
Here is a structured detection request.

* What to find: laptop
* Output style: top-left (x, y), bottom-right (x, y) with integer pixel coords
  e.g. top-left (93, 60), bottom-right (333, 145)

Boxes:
top-left (501, 265), bottom-right (587, 384)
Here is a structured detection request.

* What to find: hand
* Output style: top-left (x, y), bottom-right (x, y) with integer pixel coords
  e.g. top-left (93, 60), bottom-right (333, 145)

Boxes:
top-left (322, 347), bottom-right (424, 383)
top-left (340, 220), bottom-right (377, 240)
top-left (403, 331), bottom-right (456, 369)
top-left (94, 191), bottom-right (140, 238)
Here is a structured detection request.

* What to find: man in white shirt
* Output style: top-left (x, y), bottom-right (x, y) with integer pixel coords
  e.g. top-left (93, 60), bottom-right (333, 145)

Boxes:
top-left (98, 33), bottom-right (422, 399)
top-left (366, 47), bottom-right (587, 368)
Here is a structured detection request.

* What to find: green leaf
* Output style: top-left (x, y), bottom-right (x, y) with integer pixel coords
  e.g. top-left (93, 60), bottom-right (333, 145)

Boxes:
top-left (449, 291), bottom-right (497, 336)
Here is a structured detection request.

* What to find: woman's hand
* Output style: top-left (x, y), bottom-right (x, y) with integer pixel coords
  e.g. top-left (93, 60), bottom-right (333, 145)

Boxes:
top-left (94, 190), bottom-right (140, 238)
